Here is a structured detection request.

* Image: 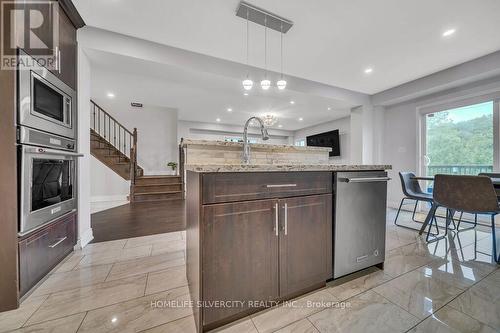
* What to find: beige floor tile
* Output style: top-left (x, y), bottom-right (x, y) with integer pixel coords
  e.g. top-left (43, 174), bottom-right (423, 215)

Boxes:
top-left (81, 239), bottom-right (127, 254)
top-left (145, 266), bottom-right (187, 295)
top-left (327, 267), bottom-right (392, 301)
top-left (373, 269), bottom-right (464, 319)
top-left (141, 315), bottom-right (196, 333)
top-left (274, 319), bottom-right (319, 333)
top-left (409, 306), bottom-right (497, 333)
top-left (76, 245), bottom-right (152, 268)
top-left (151, 239), bottom-right (186, 256)
top-left (383, 241), bottom-right (441, 278)
top-left (9, 313), bottom-right (85, 333)
top-left (449, 270), bottom-right (500, 330)
top-left (26, 275), bottom-right (147, 325)
top-left (416, 255), bottom-right (497, 290)
top-left (106, 252), bottom-right (184, 281)
top-left (308, 290), bottom-right (419, 333)
top-left (77, 286), bottom-right (193, 333)
top-left (0, 295), bottom-right (48, 333)
top-left (30, 265), bottom-right (112, 296)
top-left (124, 232), bottom-right (182, 249)
top-left (251, 290), bottom-right (338, 333)
top-left (54, 253), bottom-right (84, 273)
top-left (213, 319), bottom-right (257, 333)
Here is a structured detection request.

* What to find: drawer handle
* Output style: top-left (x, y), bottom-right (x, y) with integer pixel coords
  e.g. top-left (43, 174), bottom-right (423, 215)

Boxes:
top-left (340, 177), bottom-right (391, 183)
top-left (266, 184), bottom-right (297, 188)
top-left (49, 237), bottom-right (67, 248)
top-left (274, 203), bottom-right (279, 237)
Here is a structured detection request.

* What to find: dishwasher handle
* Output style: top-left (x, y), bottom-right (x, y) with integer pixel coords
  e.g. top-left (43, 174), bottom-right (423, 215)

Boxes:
top-left (339, 177), bottom-right (391, 183)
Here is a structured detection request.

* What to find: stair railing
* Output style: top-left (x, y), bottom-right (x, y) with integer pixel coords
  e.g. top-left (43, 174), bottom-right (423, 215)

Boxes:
top-left (90, 100), bottom-right (139, 188)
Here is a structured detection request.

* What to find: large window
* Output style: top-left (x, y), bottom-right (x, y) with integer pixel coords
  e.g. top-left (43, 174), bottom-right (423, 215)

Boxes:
top-left (424, 101), bottom-right (495, 176)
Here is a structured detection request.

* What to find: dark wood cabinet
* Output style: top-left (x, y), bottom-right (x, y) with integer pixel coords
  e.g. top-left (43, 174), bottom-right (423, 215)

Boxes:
top-left (187, 171), bottom-right (333, 331)
top-left (279, 194), bottom-right (332, 297)
top-left (18, 212), bottom-right (77, 296)
top-left (202, 200), bottom-right (279, 326)
top-left (53, 5), bottom-right (77, 89)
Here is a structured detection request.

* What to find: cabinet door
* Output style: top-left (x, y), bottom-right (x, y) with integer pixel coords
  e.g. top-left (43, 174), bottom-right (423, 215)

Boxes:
top-left (202, 199), bottom-right (279, 326)
top-left (54, 6), bottom-right (77, 89)
top-left (279, 194), bottom-right (332, 297)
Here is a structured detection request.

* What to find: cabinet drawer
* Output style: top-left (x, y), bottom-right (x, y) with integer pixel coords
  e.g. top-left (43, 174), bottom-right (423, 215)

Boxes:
top-left (202, 172), bottom-right (332, 204)
top-left (19, 212), bottom-right (77, 296)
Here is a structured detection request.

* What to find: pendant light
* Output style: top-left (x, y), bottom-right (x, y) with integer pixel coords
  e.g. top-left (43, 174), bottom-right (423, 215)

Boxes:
top-left (242, 9), bottom-right (253, 91)
top-left (260, 17), bottom-right (271, 90)
top-left (276, 23), bottom-right (287, 90)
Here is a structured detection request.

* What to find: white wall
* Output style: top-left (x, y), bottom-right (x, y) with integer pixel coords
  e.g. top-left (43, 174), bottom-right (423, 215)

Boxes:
top-left (77, 44), bottom-right (93, 248)
top-left (90, 156), bottom-right (130, 201)
top-left (293, 117), bottom-right (351, 164)
top-left (178, 120), bottom-right (294, 145)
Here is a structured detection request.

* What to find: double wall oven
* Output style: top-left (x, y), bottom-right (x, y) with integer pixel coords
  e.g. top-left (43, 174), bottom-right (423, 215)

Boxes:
top-left (17, 51), bottom-right (80, 235)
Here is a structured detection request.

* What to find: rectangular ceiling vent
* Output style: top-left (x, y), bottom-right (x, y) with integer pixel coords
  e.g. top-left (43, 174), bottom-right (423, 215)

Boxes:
top-left (236, 1), bottom-right (293, 33)
top-left (131, 102), bottom-right (143, 108)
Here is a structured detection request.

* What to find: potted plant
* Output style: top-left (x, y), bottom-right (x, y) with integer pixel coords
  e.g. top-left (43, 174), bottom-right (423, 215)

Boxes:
top-left (167, 161), bottom-right (178, 175)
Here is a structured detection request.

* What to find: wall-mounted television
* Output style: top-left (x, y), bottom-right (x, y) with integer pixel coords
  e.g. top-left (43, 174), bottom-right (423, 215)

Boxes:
top-left (306, 130), bottom-right (340, 157)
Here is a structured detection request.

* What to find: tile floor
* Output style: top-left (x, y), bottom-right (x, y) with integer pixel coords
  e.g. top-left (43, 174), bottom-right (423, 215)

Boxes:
top-left (0, 209), bottom-right (498, 333)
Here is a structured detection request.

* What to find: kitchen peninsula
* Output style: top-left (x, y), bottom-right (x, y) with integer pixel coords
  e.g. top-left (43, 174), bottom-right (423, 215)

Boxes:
top-left (183, 139), bottom-right (391, 332)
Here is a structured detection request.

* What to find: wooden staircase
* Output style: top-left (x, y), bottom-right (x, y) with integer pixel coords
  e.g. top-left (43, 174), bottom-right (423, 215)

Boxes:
top-left (90, 100), bottom-right (183, 202)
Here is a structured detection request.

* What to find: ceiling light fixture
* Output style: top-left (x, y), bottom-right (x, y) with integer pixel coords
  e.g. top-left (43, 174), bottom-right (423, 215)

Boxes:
top-left (107, 92), bottom-right (115, 98)
top-left (290, 100), bottom-right (295, 105)
top-left (262, 114), bottom-right (278, 126)
top-left (216, 118), bottom-right (221, 122)
top-left (327, 107), bottom-right (331, 110)
top-left (242, 9), bottom-right (253, 91)
top-left (227, 108), bottom-right (233, 112)
top-left (278, 124), bottom-right (283, 128)
top-left (442, 28), bottom-right (456, 37)
top-left (298, 117), bottom-right (303, 121)
top-left (364, 68), bottom-right (373, 74)
top-left (261, 17), bottom-right (271, 90)
top-left (244, 92), bottom-right (249, 96)
top-left (276, 23), bottom-right (287, 90)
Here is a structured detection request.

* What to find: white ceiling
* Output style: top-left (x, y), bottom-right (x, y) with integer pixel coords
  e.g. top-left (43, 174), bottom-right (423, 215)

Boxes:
top-left (74, 0), bottom-right (500, 94)
top-left (87, 49), bottom-right (353, 131)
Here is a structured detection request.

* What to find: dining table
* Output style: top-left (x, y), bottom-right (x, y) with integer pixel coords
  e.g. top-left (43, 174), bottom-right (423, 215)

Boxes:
top-left (411, 176), bottom-right (500, 235)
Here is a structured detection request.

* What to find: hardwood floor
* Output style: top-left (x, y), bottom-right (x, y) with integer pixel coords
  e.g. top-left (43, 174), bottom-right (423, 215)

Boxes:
top-left (91, 199), bottom-right (186, 243)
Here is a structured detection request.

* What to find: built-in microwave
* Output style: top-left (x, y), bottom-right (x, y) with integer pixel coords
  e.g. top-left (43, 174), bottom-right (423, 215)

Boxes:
top-left (18, 145), bottom-right (82, 234)
top-left (18, 50), bottom-right (76, 139)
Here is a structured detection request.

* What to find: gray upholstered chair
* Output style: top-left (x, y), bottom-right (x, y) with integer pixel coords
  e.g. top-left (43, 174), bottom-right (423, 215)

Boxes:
top-left (431, 174), bottom-right (500, 263)
top-left (394, 172), bottom-right (435, 231)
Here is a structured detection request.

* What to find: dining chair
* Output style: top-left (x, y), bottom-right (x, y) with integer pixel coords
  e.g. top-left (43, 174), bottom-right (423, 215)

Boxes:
top-left (431, 174), bottom-right (500, 263)
top-left (394, 172), bottom-right (436, 232)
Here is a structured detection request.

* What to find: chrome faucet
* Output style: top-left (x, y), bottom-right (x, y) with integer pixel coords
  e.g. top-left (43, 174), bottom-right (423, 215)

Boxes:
top-left (242, 117), bottom-right (270, 164)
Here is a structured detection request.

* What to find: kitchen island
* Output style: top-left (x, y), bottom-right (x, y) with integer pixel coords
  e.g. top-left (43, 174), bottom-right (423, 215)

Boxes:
top-left (183, 140), bottom-right (391, 332)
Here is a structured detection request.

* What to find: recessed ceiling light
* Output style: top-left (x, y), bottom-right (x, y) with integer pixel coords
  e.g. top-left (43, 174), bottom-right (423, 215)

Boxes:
top-left (278, 124), bottom-right (283, 128)
top-left (364, 68), bottom-right (373, 74)
top-left (298, 117), bottom-right (303, 121)
top-left (227, 108), bottom-right (233, 112)
top-left (243, 92), bottom-right (249, 96)
top-left (442, 28), bottom-right (456, 37)
top-left (327, 107), bottom-right (331, 110)
top-left (107, 92), bottom-right (115, 98)
top-left (290, 100), bottom-right (295, 105)
top-left (216, 118), bottom-right (221, 122)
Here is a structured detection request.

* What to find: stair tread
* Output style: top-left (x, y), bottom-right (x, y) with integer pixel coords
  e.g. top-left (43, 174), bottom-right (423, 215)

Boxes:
top-left (133, 190), bottom-right (182, 195)
top-left (134, 183), bottom-right (182, 187)
top-left (138, 175), bottom-right (181, 179)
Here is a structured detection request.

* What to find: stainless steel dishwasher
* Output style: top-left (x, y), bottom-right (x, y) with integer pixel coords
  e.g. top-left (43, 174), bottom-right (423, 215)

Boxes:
top-left (334, 171), bottom-right (390, 278)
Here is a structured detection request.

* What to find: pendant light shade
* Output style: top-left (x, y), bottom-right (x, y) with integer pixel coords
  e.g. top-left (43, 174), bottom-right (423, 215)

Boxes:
top-left (242, 78), bottom-right (253, 90)
top-left (260, 79), bottom-right (271, 90)
top-left (276, 79), bottom-right (286, 90)
top-left (276, 23), bottom-right (286, 90)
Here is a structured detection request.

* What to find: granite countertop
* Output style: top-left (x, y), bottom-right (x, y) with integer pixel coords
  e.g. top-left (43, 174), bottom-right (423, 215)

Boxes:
top-left (181, 139), bottom-right (332, 152)
top-left (185, 164), bottom-right (392, 173)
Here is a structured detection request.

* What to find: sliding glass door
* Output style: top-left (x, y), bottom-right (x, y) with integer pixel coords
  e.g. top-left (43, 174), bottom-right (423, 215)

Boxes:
top-left (424, 101), bottom-right (495, 179)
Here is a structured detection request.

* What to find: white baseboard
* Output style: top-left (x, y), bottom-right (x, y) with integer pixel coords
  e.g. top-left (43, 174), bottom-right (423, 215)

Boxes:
top-left (91, 195), bottom-right (128, 203)
top-left (76, 227), bottom-right (94, 249)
